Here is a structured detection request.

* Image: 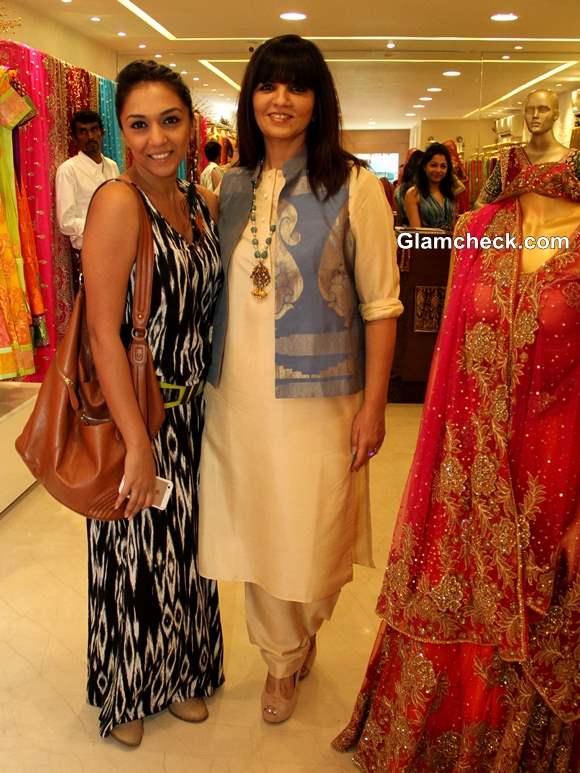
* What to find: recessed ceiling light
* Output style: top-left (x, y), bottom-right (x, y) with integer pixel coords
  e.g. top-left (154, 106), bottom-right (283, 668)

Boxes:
top-left (280, 12), bottom-right (307, 21)
top-left (203, 83), bottom-right (208, 87)
top-left (419, 97), bottom-right (432, 101)
top-left (514, 45), bottom-right (523, 50)
top-left (413, 104), bottom-right (426, 108)
top-left (169, 62), bottom-right (176, 67)
top-left (211, 88), bottom-right (217, 92)
top-left (181, 70), bottom-right (188, 75)
top-left (443, 70), bottom-right (461, 77)
top-left (427, 87), bottom-right (442, 93)
top-left (491, 13), bottom-right (519, 22)
top-left (155, 53), bottom-right (162, 58)
top-left (90, 16), bottom-right (101, 22)
top-left (386, 41), bottom-right (396, 49)
top-left (193, 76), bottom-right (200, 81)
top-left (405, 113), bottom-right (416, 117)
top-left (61, 0), bottom-right (72, 4)
top-left (138, 44), bottom-right (146, 49)
top-left (117, 31), bottom-right (127, 37)
top-left (555, 82), bottom-right (562, 87)
top-left (502, 55), bottom-right (511, 60)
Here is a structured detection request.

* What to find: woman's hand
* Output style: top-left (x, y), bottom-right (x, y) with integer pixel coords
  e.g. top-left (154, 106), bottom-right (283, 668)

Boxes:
top-left (351, 402), bottom-right (386, 471)
top-left (559, 516), bottom-right (580, 585)
top-left (115, 442), bottom-right (157, 518)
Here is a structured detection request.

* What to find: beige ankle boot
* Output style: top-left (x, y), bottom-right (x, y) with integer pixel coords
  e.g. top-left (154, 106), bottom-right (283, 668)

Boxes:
top-left (169, 697), bottom-right (209, 723)
top-left (110, 718), bottom-right (144, 747)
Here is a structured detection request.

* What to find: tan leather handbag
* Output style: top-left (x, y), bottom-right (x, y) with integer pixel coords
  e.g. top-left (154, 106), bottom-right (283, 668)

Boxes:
top-left (15, 182), bottom-right (164, 520)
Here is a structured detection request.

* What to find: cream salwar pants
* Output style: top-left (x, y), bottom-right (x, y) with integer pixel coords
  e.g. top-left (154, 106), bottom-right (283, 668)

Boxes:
top-left (245, 583), bottom-right (340, 678)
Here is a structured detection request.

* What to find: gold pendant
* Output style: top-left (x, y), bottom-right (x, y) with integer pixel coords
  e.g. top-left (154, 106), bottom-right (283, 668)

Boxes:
top-left (250, 262), bottom-right (271, 298)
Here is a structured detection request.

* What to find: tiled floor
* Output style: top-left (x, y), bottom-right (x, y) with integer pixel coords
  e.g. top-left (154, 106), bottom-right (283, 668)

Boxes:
top-left (0, 404), bottom-right (422, 773)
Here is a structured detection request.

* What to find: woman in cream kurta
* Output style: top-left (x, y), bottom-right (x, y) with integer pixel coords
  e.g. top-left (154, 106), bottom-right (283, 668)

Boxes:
top-left (199, 165), bottom-right (401, 601)
top-left (199, 34), bottom-right (402, 724)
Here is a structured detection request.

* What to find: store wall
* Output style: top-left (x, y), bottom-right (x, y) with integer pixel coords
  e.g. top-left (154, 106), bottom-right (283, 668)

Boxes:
top-left (342, 129), bottom-right (410, 160)
top-left (555, 90), bottom-right (575, 146)
top-left (415, 119), bottom-right (496, 160)
top-left (6, 1), bottom-right (117, 77)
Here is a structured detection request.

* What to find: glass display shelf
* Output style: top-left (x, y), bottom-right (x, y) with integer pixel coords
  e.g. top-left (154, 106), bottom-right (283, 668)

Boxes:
top-left (0, 382), bottom-right (39, 514)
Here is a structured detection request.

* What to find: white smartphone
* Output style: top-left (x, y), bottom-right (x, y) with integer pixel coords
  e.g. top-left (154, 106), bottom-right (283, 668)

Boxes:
top-left (118, 476), bottom-right (174, 510)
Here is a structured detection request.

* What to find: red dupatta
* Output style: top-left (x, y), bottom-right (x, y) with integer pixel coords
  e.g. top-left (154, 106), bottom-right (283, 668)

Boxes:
top-left (377, 155), bottom-right (580, 723)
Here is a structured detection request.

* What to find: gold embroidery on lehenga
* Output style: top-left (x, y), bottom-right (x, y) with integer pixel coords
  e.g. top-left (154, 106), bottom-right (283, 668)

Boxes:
top-left (513, 308), bottom-right (539, 350)
top-left (562, 280), bottom-right (580, 312)
top-left (465, 322), bottom-right (497, 366)
top-left (430, 574), bottom-right (464, 614)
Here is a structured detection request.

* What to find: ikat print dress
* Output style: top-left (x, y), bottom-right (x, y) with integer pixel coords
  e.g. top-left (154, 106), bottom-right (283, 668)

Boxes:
top-left (86, 181), bottom-right (224, 736)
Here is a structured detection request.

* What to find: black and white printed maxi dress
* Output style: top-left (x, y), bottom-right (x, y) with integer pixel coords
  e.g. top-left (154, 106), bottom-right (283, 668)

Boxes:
top-left (86, 181), bottom-right (224, 736)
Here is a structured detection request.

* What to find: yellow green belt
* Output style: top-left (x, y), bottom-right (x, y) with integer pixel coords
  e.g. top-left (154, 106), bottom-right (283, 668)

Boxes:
top-left (159, 381), bottom-right (205, 408)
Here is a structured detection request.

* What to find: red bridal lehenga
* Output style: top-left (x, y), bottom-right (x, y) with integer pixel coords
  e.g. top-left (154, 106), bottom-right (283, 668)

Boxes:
top-left (333, 152), bottom-right (580, 772)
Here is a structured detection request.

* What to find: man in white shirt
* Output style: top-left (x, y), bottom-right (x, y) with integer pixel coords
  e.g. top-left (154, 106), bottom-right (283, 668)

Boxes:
top-left (199, 141), bottom-right (224, 192)
top-left (55, 110), bottom-right (119, 288)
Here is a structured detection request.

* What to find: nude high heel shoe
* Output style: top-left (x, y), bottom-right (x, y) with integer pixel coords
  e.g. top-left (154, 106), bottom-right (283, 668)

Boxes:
top-left (261, 671), bottom-right (300, 724)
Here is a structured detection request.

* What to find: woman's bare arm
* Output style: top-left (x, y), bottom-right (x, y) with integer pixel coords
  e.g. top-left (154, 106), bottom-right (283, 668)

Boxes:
top-left (405, 186), bottom-right (422, 228)
top-left (82, 182), bottom-right (157, 517)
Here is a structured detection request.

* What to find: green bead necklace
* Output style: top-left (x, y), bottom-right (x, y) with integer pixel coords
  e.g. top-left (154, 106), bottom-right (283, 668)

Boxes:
top-left (249, 166), bottom-right (277, 298)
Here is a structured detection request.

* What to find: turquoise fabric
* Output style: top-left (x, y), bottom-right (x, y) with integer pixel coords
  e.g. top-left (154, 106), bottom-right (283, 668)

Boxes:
top-left (97, 77), bottom-right (124, 171)
top-left (177, 160), bottom-right (187, 180)
top-left (418, 193), bottom-right (454, 230)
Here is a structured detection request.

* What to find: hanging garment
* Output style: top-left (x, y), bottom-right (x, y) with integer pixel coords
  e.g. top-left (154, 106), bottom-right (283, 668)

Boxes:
top-left (0, 67), bottom-right (35, 378)
top-left (16, 178), bottom-right (48, 346)
top-left (97, 76), bottom-right (124, 170)
top-left (334, 151), bottom-right (580, 772)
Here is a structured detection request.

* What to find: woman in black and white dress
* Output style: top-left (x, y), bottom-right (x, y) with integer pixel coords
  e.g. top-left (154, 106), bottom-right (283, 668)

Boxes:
top-left (82, 60), bottom-right (223, 746)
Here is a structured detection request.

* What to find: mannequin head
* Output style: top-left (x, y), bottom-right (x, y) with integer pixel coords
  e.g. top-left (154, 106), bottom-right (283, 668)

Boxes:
top-left (524, 90), bottom-right (559, 136)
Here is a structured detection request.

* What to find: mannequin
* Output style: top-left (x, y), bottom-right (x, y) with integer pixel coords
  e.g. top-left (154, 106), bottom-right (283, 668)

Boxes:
top-left (518, 91), bottom-right (580, 271)
top-left (521, 89), bottom-right (567, 163)
top-left (334, 86), bottom-right (580, 773)
top-left (476, 89), bottom-right (578, 211)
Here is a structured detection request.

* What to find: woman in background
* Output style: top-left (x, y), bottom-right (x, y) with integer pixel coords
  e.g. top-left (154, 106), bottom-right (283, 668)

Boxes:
top-left (405, 142), bottom-right (455, 230)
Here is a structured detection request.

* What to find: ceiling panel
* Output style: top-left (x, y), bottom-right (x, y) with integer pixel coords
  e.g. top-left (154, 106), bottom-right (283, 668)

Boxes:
top-left (14, 0), bottom-right (580, 128)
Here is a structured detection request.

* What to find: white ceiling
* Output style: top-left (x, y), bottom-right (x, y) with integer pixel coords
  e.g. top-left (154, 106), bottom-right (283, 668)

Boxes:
top-left (16, 0), bottom-right (580, 128)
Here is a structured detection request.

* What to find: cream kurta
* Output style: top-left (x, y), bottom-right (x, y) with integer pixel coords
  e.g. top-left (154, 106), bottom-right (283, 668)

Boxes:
top-left (199, 166), bottom-right (402, 602)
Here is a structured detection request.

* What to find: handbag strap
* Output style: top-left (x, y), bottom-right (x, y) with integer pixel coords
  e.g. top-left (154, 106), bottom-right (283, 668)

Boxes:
top-left (102, 180), bottom-right (160, 432)
top-left (115, 180), bottom-right (154, 337)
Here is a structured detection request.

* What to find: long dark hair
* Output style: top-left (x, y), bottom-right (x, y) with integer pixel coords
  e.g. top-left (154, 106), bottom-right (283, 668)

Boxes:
top-left (237, 35), bottom-right (360, 197)
top-left (401, 150), bottom-right (424, 189)
top-left (416, 143), bottom-right (454, 199)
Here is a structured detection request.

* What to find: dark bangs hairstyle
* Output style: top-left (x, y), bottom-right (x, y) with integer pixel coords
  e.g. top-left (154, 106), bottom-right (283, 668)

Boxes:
top-left (237, 35), bottom-right (361, 198)
top-left (416, 143), bottom-right (454, 200)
